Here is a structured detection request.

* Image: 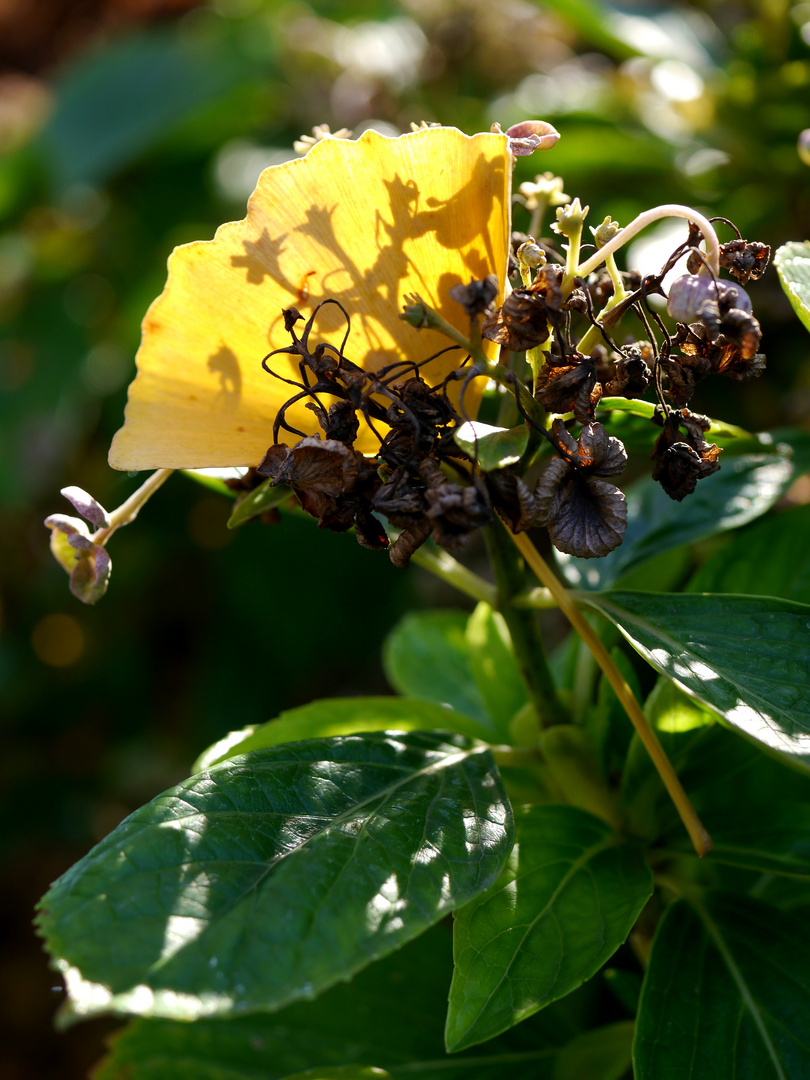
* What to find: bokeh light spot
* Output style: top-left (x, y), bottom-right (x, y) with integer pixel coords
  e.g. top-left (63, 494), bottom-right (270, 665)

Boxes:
top-left (31, 614), bottom-right (85, 667)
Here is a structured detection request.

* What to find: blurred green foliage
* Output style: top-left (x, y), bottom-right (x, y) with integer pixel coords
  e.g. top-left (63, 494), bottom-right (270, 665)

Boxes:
top-left (1, 0), bottom-right (810, 1075)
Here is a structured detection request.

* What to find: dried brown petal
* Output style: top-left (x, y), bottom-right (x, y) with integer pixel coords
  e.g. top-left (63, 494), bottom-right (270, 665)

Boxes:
top-left (419, 459), bottom-right (491, 552)
top-left (718, 238), bottom-right (771, 286)
top-left (388, 516), bottom-right (433, 568)
top-left (307, 398), bottom-right (360, 445)
top-left (448, 275), bottom-right (499, 316)
top-left (605, 344), bottom-right (651, 398)
top-left (577, 422), bottom-right (627, 477)
top-left (257, 436), bottom-right (358, 520)
top-left (373, 466), bottom-right (425, 525)
top-left (651, 409), bottom-right (721, 500)
top-left (548, 418), bottom-right (626, 478)
top-left (535, 355), bottom-right (597, 424)
top-left (660, 357), bottom-right (701, 408)
top-left (534, 457), bottom-right (570, 526)
top-left (486, 469), bottom-right (538, 533)
top-left (675, 320), bottom-right (764, 383)
top-left (482, 288), bottom-right (551, 351)
top-left (482, 265), bottom-right (563, 352)
top-left (652, 442), bottom-right (714, 501)
top-left (547, 475), bottom-right (627, 558)
top-left (353, 506), bottom-right (389, 550)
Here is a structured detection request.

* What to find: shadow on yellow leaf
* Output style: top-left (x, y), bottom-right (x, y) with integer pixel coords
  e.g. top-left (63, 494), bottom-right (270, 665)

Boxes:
top-left (109, 126), bottom-right (511, 471)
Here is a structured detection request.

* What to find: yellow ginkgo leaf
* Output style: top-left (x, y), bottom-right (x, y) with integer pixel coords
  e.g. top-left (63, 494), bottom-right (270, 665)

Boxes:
top-left (109, 126), bottom-right (511, 471)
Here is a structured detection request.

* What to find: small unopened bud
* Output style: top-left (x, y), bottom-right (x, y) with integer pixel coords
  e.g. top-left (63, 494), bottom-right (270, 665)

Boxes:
top-left (517, 240), bottom-right (546, 270)
top-left (400, 294), bottom-right (430, 328)
top-left (502, 120), bottom-right (560, 157)
top-left (448, 276), bottom-right (499, 316)
top-left (293, 124), bottom-right (353, 155)
top-left (667, 274), bottom-right (751, 323)
top-left (551, 198), bottom-right (589, 239)
top-left (45, 515), bottom-right (112, 605)
top-left (518, 172), bottom-right (569, 211)
top-left (799, 129), bottom-right (810, 168)
top-left (591, 216), bottom-right (621, 249)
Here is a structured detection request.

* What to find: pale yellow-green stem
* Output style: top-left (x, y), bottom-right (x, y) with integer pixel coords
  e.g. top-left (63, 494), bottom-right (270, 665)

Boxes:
top-left (509, 529), bottom-right (713, 858)
top-left (94, 469), bottom-right (175, 546)
top-left (518, 261), bottom-right (550, 389)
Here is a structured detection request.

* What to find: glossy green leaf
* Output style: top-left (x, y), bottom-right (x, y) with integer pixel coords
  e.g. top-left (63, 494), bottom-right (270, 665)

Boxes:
top-left (688, 503), bottom-right (810, 603)
top-left (228, 480), bottom-right (292, 528)
top-left (559, 432), bottom-right (810, 590)
top-left (668, 803), bottom-right (810, 877)
top-left (383, 612), bottom-right (493, 731)
top-left (621, 683), bottom-right (810, 846)
top-left (93, 926), bottom-right (577, 1080)
top-left (194, 697), bottom-right (497, 773)
top-left (445, 805), bottom-right (652, 1051)
top-left (635, 893), bottom-right (810, 1079)
top-left (465, 603), bottom-right (529, 739)
top-left (580, 590), bottom-right (810, 770)
top-left (775, 241), bottom-right (810, 335)
top-left (453, 422), bottom-right (529, 471)
top-left (39, 731), bottom-right (513, 1023)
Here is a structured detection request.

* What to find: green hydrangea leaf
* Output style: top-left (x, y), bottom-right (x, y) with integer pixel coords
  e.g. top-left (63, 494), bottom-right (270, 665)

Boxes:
top-left (445, 805), bottom-right (652, 1051)
top-left (39, 731), bottom-right (513, 1023)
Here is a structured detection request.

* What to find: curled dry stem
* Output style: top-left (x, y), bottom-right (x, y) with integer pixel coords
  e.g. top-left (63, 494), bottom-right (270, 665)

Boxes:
top-left (576, 204), bottom-right (722, 280)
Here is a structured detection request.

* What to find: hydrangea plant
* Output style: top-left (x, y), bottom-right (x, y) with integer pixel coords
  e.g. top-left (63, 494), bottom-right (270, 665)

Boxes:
top-left (39, 122), bottom-right (810, 1079)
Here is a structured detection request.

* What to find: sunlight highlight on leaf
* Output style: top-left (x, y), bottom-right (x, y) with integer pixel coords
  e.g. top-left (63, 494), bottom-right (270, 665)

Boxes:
top-left (109, 127), bottom-right (510, 470)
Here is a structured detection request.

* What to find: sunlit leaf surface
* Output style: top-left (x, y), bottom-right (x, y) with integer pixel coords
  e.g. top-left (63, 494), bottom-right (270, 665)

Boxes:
top-left (582, 590), bottom-right (810, 769)
top-left (775, 240), bottom-right (810, 336)
top-left (194, 697), bottom-right (496, 773)
top-left (109, 127), bottom-right (510, 470)
top-left (38, 731), bottom-right (513, 1022)
top-left (445, 805), bottom-right (651, 1051)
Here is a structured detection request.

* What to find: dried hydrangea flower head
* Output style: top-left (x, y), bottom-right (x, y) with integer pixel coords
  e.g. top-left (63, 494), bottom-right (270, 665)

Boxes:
top-left (47, 118), bottom-right (773, 599)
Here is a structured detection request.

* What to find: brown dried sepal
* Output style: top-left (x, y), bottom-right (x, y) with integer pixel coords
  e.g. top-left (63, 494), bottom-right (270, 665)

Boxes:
top-left (680, 320), bottom-right (765, 373)
top-left (482, 265), bottom-right (562, 352)
top-left (257, 437), bottom-right (386, 546)
top-left (419, 459), bottom-right (491, 552)
top-left (535, 461), bottom-right (627, 559)
top-left (373, 466), bottom-right (433, 568)
top-left (307, 398), bottom-right (360, 445)
top-left (534, 353), bottom-right (598, 424)
top-left (718, 239), bottom-right (771, 286)
top-left (533, 420), bottom-right (628, 558)
top-left (605, 343), bottom-right (652, 398)
top-left (665, 321), bottom-right (765, 406)
top-left (448, 275), bottom-right (499, 317)
top-left (651, 408), bottom-right (721, 501)
top-left (486, 469), bottom-right (538, 533)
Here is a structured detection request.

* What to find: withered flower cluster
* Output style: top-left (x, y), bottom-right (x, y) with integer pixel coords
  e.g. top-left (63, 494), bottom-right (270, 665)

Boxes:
top-left (479, 219), bottom-right (769, 526)
top-left (245, 217), bottom-right (769, 565)
top-left (249, 302), bottom-right (495, 567)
